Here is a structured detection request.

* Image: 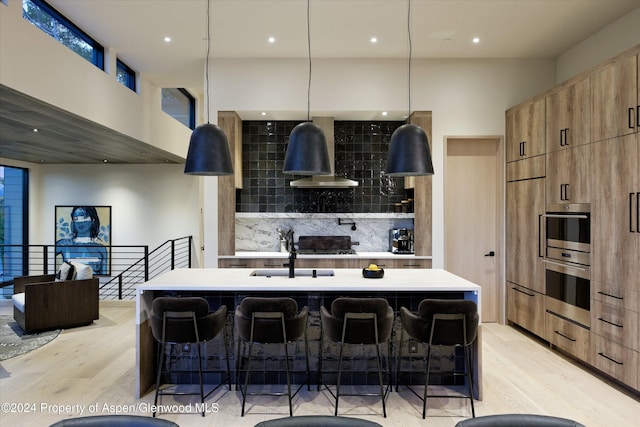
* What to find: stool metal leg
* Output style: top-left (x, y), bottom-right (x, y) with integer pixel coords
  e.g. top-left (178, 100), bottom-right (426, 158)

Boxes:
top-left (464, 344), bottom-right (476, 417)
top-left (375, 342), bottom-right (387, 418)
top-left (335, 341), bottom-right (345, 416)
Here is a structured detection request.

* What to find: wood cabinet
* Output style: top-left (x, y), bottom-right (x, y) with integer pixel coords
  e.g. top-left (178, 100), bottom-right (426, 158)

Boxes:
top-left (506, 155), bottom-right (545, 182)
top-left (590, 134), bottom-right (639, 289)
top-left (506, 178), bottom-right (545, 294)
top-left (219, 257), bottom-right (431, 269)
top-left (506, 98), bottom-right (545, 162)
top-left (506, 45), bottom-right (640, 393)
top-left (590, 333), bottom-right (638, 390)
top-left (546, 78), bottom-right (590, 153)
top-left (591, 299), bottom-right (639, 351)
top-left (545, 143), bottom-right (591, 205)
top-left (591, 54), bottom-right (638, 141)
top-left (546, 311), bottom-right (590, 361)
top-left (507, 282), bottom-right (545, 337)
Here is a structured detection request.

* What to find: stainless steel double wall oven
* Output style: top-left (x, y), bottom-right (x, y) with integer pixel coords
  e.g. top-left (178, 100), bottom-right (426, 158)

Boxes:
top-left (542, 203), bottom-right (591, 327)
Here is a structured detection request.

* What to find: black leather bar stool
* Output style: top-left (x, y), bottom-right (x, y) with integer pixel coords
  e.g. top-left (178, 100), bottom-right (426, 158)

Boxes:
top-left (455, 414), bottom-right (586, 427)
top-left (235, 297), bottom-right (309, 417)
top-left (319, 297), bottom-right (394, 417)
top-left (397, 298), bottom-right (478, 418)
top-left (150, 296), bottom-right (231, 417)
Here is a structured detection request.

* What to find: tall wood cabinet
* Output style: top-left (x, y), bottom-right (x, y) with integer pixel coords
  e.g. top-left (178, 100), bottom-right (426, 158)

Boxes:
top-left (545, 78), bottom-right (591, 152)
top-left (506, 173), bottom-right (545, 337)
top-left (545, 143), bottom-right (591, 205)
top-left (506, 98), bottom-right (546, 162)
top-left (506, 44), bottom-right (640, 393)
top-left (591, 53), bottom-right (638, 141)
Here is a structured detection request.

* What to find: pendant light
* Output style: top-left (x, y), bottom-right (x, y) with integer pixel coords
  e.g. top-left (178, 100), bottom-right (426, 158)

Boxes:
top-left (283, 0), bottom-right (331, 175)
top-left (184, 0), bottom-right (233, 176)
top-left (385, 0), bottom-right (434, 177)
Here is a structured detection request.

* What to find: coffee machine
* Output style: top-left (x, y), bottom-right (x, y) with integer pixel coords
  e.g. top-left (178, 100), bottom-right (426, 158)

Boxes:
top-left (389, 228), bottom-right (414, 254)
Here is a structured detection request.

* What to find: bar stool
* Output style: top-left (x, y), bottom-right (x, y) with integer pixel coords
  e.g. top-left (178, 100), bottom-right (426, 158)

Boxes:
top-left (235, 297), bottom-right (309, 417)
top-left (397, 299), bottom-right (478, 418)
top-left (319, 297), bottom-right (394, 417)
top-left (150, 296), bottom-right (231, 417)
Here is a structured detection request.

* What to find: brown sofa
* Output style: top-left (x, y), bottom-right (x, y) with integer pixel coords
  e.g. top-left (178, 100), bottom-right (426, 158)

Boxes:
top-left (12, 274), bottom-right (99, 333)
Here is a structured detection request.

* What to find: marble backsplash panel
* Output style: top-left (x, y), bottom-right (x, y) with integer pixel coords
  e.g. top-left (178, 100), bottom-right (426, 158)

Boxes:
top-left (235, 214), bottom-right (414, 252)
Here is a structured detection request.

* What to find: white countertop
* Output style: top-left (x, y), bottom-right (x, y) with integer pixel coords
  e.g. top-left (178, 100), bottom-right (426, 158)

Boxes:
top-left (219, 252), bottom-right (431, 259)
top-left (138, 268), bottom-right (479, 293)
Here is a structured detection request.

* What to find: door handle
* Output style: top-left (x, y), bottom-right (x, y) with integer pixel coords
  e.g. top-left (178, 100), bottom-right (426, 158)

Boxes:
top-left (629, 107), bottom-right (635, 129)
top-left (484, 251), bottom-right (495, 257)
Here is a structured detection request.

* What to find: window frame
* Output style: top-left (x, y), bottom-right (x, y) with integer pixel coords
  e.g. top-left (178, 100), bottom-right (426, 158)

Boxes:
top-left (161, 88), bottom-right (196, 130)
top-left (23, 0), bottom-right (105, 70)
top-left (116, 59), bottom-right (137, 92)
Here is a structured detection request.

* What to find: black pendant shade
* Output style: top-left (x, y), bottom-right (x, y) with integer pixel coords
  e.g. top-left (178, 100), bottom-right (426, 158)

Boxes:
top-left (184, 123), bottom-right (234, 176)
top-left (384, 123), bottom-right (434, 176)
top-left (283, 122), bottom-right (331, 175)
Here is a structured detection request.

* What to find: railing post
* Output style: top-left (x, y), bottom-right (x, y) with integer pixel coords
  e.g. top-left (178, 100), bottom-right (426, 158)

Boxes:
top-left (144, 246), bottom-right (149, 282)
top-left (171, 240), bottom-right (176, 270)
top-left (188, 236), bottom-right (192, 268)
top-left (118, 275), bottom-right (123, 300)
top-left (43, 245), bottom-right (49, 275)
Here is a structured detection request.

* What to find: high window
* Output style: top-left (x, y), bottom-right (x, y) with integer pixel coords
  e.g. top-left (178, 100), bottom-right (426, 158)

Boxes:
top-left (22, 0), bottom-right (104, 70)
top-left (116, 59), bottom-right (136, 91)
top-left (162, 88), bottom-right (196, 129)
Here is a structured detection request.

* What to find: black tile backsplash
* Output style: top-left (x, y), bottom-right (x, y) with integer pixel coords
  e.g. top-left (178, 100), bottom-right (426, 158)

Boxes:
top-left (238, 120), bottom-right (409, 213)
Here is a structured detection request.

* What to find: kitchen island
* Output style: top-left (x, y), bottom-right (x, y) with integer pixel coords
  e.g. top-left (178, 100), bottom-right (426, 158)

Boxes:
top-left (136, 268), bottom-right (482, 398)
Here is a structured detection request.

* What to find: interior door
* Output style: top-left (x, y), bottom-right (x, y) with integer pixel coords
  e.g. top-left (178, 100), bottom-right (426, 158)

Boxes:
top-left (445, 137), bottom-right (502, 322)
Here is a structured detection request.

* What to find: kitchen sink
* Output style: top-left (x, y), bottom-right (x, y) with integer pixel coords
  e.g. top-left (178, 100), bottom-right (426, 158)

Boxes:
top-left (250, 269), bottom-right (335, 277)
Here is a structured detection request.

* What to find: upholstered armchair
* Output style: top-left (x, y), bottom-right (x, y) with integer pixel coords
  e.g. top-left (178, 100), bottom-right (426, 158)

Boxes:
top-left (12, 273), bottom-right (99, 333)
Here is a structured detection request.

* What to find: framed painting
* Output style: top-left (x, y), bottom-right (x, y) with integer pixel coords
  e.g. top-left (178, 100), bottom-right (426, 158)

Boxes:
top-left (55, 205), bottom-right (111, 275)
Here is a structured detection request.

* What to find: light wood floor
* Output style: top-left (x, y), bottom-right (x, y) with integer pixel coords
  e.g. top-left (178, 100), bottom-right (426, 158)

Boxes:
top-left (0, 300), bottom-right (638, 427)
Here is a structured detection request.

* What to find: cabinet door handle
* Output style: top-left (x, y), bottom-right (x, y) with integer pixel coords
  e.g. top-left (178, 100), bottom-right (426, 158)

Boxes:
top-left (637, 192), bottom-right (639, 233)
top-left (560, 184), bottom-right (565, 201)
top-left (631, 193), bottom-right (637, 233)
top-left (564, 128), bottom-right (570, 146)
top-left (597, 290), bottom-right (624, 300)
top-left (598, 352), bottom-right (623, 365)
top-left (560, 129), bottom-right (565, 146)
top-left (512, 287), bottom-right (535, 297)
top-left (564, 183), bottom-right (570, 201)
top-left (554, 330), bottom-right (576, 342)
top-left (521, 141), bottom-right (526, 157)
top-left (597, 317), bottom-right (623, 328)
top-left (629, 107), bottom-right (636, 129)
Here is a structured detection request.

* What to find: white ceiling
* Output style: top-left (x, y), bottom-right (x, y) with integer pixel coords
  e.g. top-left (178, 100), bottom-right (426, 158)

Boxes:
top-left (48, 0), bottom-right (640, 91)
top-left (3, 0), bottom-right (639, 164)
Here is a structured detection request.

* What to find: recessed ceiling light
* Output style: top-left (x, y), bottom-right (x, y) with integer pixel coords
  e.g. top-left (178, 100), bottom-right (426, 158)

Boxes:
top-left (472, 37), bottom-right (480, 44)
top-left (268, 36), bottom-right (276, 43)
top-left (381, 111), bottom-right (388, 116)
top-left (32, 128), bottom-right (38, 132)
top-left (261, 112), bottom-right (267, 116)
top-left (370, 37), bottom-right (378, 43)
top-left (103, 159), bottom-right (108, 163)
top-left (164, 36), bottom-right (172, 43)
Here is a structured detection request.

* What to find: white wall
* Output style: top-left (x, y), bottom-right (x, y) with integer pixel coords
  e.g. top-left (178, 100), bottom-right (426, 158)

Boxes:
top-left (207, 57), bottom-right (557, 268)
top-left (0, 0), bottom-right (192, 157)
top-left (556, 6), bottom-right (640, 83)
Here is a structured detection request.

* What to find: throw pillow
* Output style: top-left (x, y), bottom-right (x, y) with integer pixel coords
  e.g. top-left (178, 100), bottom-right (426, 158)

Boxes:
top-left (70, 261), bottom-right (93, 280)
top-left (55, 261), bottom-right (76, 281)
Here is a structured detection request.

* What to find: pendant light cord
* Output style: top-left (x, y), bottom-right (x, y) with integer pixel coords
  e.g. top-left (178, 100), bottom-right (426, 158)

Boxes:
top-left (306, 0), bottom-right (312, 122)
top-left (407, 0), bottom-right (412, 118)
top-left (205, 0), bottom-right (211, 124)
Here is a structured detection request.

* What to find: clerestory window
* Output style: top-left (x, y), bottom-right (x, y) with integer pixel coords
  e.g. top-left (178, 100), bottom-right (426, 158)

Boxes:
top-left (22, 0), bottom-right (104, 70)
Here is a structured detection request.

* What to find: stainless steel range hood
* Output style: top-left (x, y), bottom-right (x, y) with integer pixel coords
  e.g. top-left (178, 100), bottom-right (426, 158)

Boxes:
top-left (289, 117), bottom-right (359, 188)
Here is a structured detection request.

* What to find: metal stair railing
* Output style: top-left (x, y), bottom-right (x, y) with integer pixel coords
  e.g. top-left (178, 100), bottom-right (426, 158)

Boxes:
top-left (0, 236), bottom-right (193, 300)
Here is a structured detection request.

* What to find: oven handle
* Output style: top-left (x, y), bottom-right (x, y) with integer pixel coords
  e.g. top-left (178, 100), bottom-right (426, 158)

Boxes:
top-left (542, 259), bottom-right (588, 272)
top-left (542, 213), bottom-right (589, 219)
top-left (538, 214), bottom-right (545, 258)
